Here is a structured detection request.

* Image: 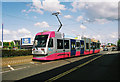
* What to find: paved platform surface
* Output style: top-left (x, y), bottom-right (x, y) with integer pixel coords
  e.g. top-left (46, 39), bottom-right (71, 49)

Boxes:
top-left (2, 55), bottom-right (33, 67)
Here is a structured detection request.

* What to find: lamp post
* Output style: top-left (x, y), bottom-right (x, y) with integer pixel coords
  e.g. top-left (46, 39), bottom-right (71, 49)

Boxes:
top-left (2, 23), bottom-right (3, 48)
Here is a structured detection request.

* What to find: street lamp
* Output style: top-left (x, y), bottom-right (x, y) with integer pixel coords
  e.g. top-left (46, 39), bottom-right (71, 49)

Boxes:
top-left (2, 23), bottom-right (3, 48)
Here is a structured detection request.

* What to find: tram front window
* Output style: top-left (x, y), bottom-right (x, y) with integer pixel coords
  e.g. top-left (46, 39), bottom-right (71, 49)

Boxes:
top-left (34, 35), bottom-right (48, 47)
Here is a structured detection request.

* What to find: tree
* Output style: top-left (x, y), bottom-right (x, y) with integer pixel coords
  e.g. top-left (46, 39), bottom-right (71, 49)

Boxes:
top-left (10, 41), bottom-right (14, 48)
top-left (3, 42), bottom-right (9, 48)
top-left (15, 42), bottom-right (20, 49)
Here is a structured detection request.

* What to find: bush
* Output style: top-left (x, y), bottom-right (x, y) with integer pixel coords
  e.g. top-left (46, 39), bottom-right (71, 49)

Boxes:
top-left (2, 49), bottom-right (32, 57)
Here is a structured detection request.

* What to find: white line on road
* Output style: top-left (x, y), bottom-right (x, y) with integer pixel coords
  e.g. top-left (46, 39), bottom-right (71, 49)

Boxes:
top-left (1, 66), bottom-right (30, 74)
top-left (8, 65), bottom-right (14, 70)
top-left (42, 63), bottom-right (46, 64)
top-left (30, 62), bottom-right (35, 64)
top-left (0, 70), bottom-right (11, 74)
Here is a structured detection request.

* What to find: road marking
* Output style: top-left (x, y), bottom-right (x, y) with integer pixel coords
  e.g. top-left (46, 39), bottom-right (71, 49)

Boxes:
top-left (1, 66), bottom-right (31, 74)
top-left (45, 54), bottom-right (104, 82)
top-left (13, 67), bottom-right (27, 71)
top-left (30, 62), bottom-right (35, 64)
top-left (0, 70), bottom-right (11, 74)
top-left (42, 63), bottom-right (46, 64)
top-left (8, 65), bottom-right (14, 70)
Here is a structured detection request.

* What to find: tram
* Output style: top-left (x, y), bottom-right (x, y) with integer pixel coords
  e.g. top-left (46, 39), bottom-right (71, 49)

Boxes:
top-left (32, 31), bottom-right (100, 60)
top-left (32, 12), bottom-right (100, 60)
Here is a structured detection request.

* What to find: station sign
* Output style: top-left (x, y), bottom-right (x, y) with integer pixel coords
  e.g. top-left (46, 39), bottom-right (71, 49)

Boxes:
top-left (21, 38), bottom-right (32, 45)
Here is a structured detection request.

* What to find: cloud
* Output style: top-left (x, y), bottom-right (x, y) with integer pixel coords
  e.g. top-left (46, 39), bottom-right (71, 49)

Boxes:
top-left (0, 29), bottom-right (11, 34)
top-left (92, 35), bottom-right (101, 39)
top-left (26, 0), bottom-right (66, 14)
top-left (42, 0), bottom-right (66, 12)
top-left (33, 16), bottom-right (37, 19)
top-left (86, 2), bottom-right (118, 20)
top-left (95, 18), bottom-right (109, 24)
top-left (21, 9), bottom-right (26, 13)
top-left (80, 24), bottom-right (86, 29)
top-left (0, 28), bottom-right (32, 42)
top-left (64, 15), bottom-right (72, 19)
top-left (2, 40), bottom-right (13, 42)
top-left (18, 28), bottom-right (31, 34)
top-left (34, 21), bottom-right (50, 28)
top-left (71, 2), bottom-right (118, 22)
top-left (70, 2), bottom-right (85, 12)
top-left (110, 32), bottom-right (118, 38)
top-left (84, 34), bottom-right (90, 38)
top-left (76, 16), bottom-right (83, 22)
top-left (20, 34), bottom-right (33, 40)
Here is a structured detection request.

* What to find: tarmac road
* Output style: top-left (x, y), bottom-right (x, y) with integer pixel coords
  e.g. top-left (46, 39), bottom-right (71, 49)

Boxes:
top-left (2, 51), bottom-right (120, 81)
top-left (58, 53), bottom-right (120, 80)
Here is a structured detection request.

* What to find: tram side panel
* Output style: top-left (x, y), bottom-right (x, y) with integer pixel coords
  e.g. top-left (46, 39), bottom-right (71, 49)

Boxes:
top-left (64, 39), bottom-right (71, 58)
top-left (55, 39), bottom-right (64, 59)
top-left (84, 38), bottom-right (90, 55)
top-left (54, 38), bottom-right (71, 60)
top-left (76, 40), bottom-right (81, 56)
top-left (45, 37), bottom-right (56, 60)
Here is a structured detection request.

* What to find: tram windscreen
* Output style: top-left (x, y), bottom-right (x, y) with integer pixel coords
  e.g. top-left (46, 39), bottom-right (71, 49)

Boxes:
top-left (34, 35), bottom-right (48, 47)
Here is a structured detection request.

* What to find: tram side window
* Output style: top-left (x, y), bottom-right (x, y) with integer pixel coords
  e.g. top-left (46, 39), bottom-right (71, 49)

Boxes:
top-left (64, 40), bottom-right (69, 49)
top-left (97, 43), bottom-right (100, 49)
top-left (57, 39), bottom-right (63, 49)
top-left (93, 42), bottom-right (95, 49)
top-left (90, 43), bottom-right (93, 49)
top-left (95, 43), bottom-right (97, 49)
top-left (86, 43), bottom-right (89, 49)
top-left (99, 43), bottom-right (100, 48)
top-left (48, 38), bottom-right (53, 47)
top-left (96, 43), bottom-right (98, 48)
top-left (76, 42), bottom-right (80, 49)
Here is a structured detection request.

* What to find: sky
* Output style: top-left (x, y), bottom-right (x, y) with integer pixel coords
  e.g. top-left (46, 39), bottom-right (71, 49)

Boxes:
top-left (0, 0), bottom-right (119, 45)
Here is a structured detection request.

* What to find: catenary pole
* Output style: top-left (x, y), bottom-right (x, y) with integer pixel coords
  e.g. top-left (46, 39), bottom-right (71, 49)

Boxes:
top-left (2, 23), bottom-right (3, 48)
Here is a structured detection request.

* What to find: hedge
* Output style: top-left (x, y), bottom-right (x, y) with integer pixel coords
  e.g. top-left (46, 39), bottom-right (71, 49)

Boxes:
top-left (2, 49), bottom-right (32, 57)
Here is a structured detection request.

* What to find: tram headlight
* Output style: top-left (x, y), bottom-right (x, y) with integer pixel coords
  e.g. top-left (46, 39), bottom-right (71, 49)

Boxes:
top-left (32, 49), bottom-right (35, 51)
top-left (41, 49), bottom-right (44, 51)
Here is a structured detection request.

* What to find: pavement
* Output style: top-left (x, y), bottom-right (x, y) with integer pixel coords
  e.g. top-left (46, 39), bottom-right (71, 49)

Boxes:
top-left (1, 51), bottom-right (120, 81)
top-left (2, 55), bottom-right (33, 67)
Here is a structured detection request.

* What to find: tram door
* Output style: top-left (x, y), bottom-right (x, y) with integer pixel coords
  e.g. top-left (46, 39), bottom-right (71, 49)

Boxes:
top-left (93, 42), bottom-right (95, 53)
top-left (80, 40), bottom-right (84, 54)
top-left (70, 39), bottom-right (76, 56)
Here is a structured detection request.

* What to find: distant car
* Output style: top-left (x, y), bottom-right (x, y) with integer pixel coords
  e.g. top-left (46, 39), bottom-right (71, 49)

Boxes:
top-left (103, 47), bottom-right (108, 51)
